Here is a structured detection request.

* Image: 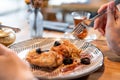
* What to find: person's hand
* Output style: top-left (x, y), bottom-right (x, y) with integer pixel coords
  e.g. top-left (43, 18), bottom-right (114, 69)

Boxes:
top-left (94, 1), bottom-right (120, 56)
top-left (0, 44), bottom-right (35, 80)
top-left (105, 2), bottom-right (120, 56)
top-left (94, 1), bottom-right (115, 36)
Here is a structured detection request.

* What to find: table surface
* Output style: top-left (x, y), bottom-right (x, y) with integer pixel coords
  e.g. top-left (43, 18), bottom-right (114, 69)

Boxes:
top-left (82, 40), bottom-right (120, 80)
top-left (19, 27), bottom-right (120, 80)
top-left (16, 27), bottom-right (120, 80)
top-left (1, 10), bottom-right (120, 80)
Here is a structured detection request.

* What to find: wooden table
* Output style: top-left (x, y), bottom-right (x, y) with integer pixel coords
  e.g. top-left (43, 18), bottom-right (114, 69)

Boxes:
top-left (14, 26), bottom-right (120, 80)
top-left (16, 29), bottom-right (120, 80)
top-left (75, 40), bottom-right (120, 80)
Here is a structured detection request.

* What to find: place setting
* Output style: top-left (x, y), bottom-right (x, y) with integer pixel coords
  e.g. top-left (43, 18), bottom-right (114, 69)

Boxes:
top-left (8, 10), bottom-right (104, 80)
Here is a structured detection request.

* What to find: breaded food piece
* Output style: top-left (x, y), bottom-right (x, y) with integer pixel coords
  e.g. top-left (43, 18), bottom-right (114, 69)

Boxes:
top-left (26, 49), bottom-right (63, 68)
top-left (26, 40), bottom-right (82, 68)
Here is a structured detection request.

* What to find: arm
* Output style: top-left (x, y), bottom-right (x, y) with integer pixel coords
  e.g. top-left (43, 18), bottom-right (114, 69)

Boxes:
top-left (94, 1), bottom-right (120, 56)
top-left (105, 2), bottom-right (120, 56)
top-left (0, 44), bottom-right (36, 80)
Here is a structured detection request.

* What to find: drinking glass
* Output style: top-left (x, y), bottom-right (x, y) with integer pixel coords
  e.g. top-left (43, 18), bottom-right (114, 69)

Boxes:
top-left (71, 11), bottom-right (91, 39)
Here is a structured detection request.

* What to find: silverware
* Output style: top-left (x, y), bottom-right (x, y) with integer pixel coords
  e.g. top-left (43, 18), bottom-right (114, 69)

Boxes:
top-left (0, 24), bottom-right (21, 33)
top-left (72, 0), bottom-right (120, 38)
top-left (72, 11), bottom-right (105, 38)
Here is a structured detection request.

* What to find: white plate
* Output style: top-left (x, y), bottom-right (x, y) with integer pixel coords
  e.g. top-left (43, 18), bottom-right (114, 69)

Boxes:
top-left (9, 38), bottom-right (103, 80)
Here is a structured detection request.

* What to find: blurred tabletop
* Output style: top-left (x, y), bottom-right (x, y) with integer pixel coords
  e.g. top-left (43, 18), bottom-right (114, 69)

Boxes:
top-left (79, 40), bottom-right (120, 80)
top-left (48, 0), bottom-right (109, 22)
top-left (1, 10), bottom-right (120, 80)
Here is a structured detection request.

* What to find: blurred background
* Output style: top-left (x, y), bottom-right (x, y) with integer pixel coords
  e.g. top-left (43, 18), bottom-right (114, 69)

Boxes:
top-left (0, 0), bottom-right (111, 42)
top-left (0, 0), bottom-right (112, 23)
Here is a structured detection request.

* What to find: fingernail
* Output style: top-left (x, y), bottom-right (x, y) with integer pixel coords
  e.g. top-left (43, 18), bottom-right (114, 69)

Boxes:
top-left (107, 5), bottom-right (114, 14)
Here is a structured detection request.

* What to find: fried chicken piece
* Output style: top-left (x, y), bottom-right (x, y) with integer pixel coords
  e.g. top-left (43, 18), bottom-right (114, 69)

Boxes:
top-left (51, 40), bottom-right (81, 59)
top-left (26, 49), bottom-right (63, 68)
top-left (51, 43), bottom-right (70, 57)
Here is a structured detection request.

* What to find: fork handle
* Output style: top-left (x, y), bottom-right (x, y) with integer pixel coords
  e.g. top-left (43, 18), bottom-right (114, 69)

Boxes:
top-left (90, 9), bottom-right (106, 21)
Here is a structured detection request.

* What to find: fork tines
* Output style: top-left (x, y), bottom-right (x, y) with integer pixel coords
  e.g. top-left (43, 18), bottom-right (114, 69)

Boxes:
top-left (72, 22), bottom-right (87, 37)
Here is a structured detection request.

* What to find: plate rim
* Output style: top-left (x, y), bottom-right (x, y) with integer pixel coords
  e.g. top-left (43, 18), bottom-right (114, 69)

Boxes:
top-left (9, 38), bottom-right (104, 79)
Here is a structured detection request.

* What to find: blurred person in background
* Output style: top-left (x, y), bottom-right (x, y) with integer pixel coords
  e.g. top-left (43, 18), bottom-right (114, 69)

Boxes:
top-left (94, 1), bottom-right (120, 56)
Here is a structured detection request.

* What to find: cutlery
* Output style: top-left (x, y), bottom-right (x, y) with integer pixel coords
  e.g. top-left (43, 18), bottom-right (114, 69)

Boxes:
top-left (72, 0), bottom-right (120, 38)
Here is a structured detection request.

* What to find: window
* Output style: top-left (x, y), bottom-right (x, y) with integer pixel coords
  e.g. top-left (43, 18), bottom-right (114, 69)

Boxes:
top-left (0, 0), bottom-right (25, 15)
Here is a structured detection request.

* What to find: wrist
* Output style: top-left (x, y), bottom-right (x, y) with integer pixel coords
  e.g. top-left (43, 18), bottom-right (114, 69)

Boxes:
top-left (107, 38), bottom-right (120, 56)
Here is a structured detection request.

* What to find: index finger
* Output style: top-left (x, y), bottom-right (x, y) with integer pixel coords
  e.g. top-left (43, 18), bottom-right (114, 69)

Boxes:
top-left (98, 1), bottom-right (114, 13)
top-left (98, 3), bottom-right (108, 13)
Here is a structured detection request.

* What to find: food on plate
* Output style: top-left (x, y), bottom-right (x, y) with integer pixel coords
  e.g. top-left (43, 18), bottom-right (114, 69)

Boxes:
top-left (63, 57), bottom-right (73, 65)
top-left (51, 40), bottom-right (81, 59)
top-left (26, 49), bottom-right (63, 67)
top-left (26, 40), bottom-right (91, 70)
top-left (80, 57), bottom-right (90, 65)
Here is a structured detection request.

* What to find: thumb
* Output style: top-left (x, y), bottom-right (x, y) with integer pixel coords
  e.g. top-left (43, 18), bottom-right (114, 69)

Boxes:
top-left (0, 44), bottom-right (7, 55)
top-left (107, 2), bottom-right (115, 25)
top-left (0, 44), bottom-right (13, 55)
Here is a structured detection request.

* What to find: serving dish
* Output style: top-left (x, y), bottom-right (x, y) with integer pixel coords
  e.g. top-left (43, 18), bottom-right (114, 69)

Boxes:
top-left (9, 38), bottom-right (103, 80)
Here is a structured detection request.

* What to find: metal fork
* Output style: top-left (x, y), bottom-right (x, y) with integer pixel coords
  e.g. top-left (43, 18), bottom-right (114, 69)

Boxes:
top-left (72, 0), bottom-right (120, 38)
top-left (72, 9), bottom-right (106, 38)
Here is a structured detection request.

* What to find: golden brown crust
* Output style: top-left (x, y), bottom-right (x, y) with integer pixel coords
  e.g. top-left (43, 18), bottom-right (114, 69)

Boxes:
top-left (26, 40), bottom-right (82, 68)
top-left (26, 50), bottom-right (63, 68)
